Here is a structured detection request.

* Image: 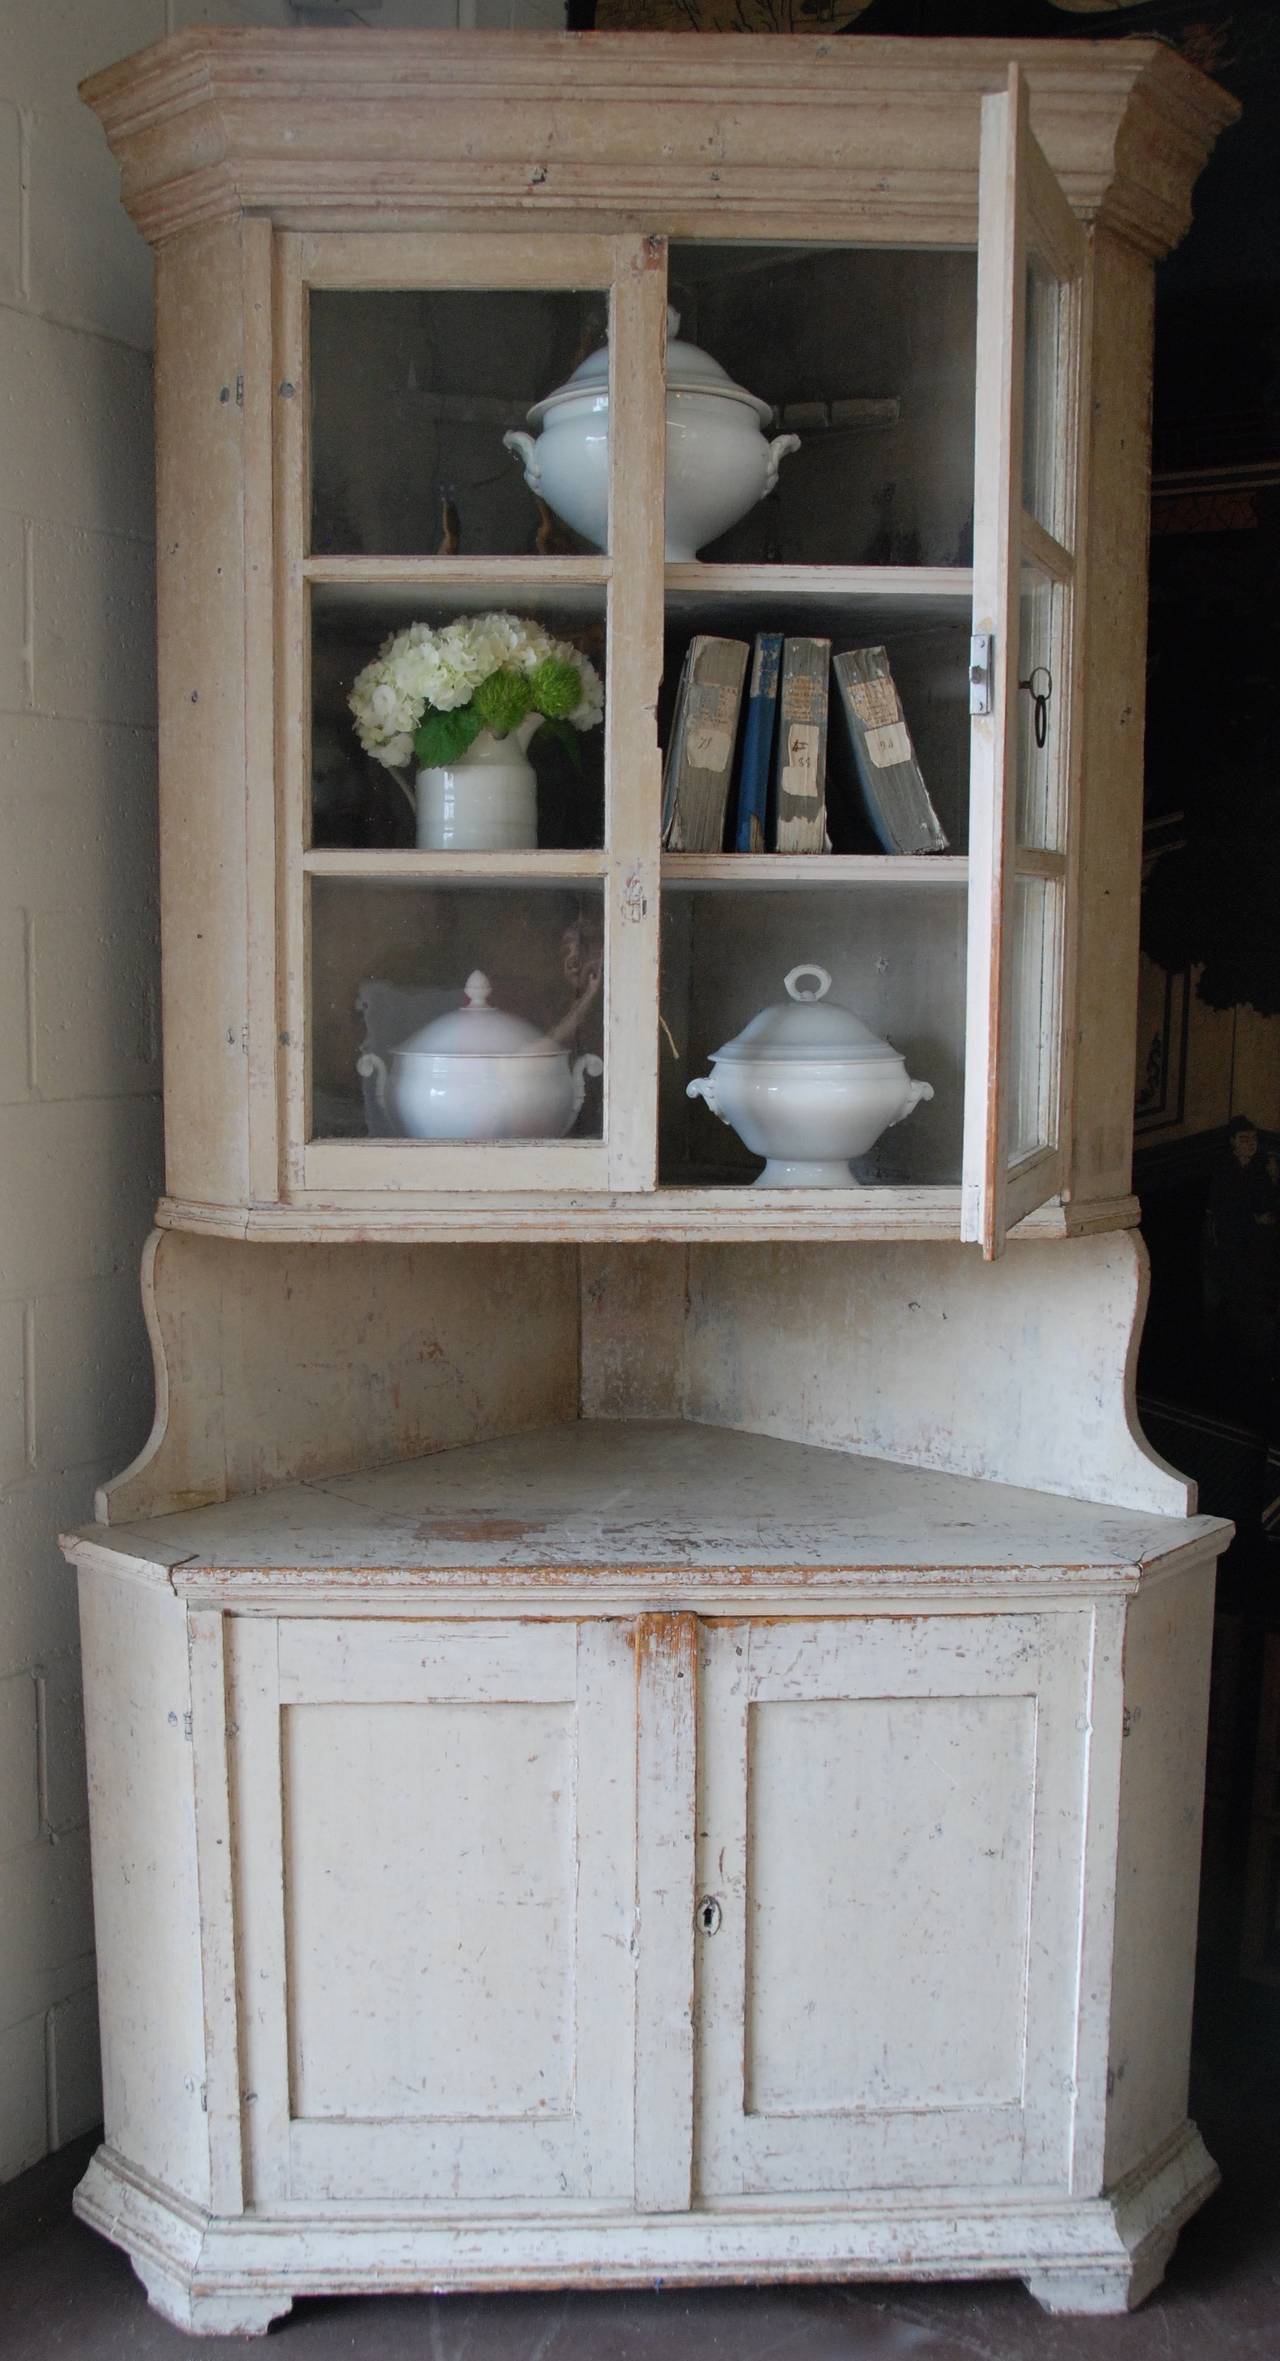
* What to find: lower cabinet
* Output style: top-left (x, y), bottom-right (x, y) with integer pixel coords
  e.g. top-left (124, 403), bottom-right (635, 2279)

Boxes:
top-left (231, 1608), bottom-right (1086, 2211)
top-left (72, 1563), bottom-right (1222, 2330)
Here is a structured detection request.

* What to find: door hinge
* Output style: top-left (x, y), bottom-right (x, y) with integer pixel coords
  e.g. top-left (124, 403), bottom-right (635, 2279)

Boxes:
top-left (969, 632), bottom-right (993, 716)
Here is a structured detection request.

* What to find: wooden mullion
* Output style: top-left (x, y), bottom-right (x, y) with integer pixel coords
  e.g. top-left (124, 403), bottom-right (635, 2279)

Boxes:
top-left (603, 236), bottom-right (666, 1194)
top-left (273, 231), bottom-right (311, 1193)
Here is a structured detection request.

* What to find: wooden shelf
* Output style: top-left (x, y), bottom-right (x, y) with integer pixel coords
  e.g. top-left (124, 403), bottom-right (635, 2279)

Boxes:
top-left (70, 1418), bottom-right (1217, 1593)
top-left (303, 849), bottom-right (607, 884)
top-left (307, 555), bottom-right (610, 621)
top-left (662, 853), bottom-right (968, 889)
top-left (663, 564), bottom-right (973, 628)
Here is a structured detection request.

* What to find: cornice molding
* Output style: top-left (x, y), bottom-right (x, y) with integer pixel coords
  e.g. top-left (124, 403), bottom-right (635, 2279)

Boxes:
top-left (81, 30), bottom-right (1237, 260)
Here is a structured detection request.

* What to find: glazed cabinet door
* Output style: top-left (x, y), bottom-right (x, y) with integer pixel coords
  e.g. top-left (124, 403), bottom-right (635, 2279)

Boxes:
top-left (695, 1612), bottom-right (1092, 2198)
top-left (228, 1616), bottom-right (639, 2206)
top-left (276, 228), bottom-right (665, 1200)
top-left (963, 67), bottom-right (1087, 1255)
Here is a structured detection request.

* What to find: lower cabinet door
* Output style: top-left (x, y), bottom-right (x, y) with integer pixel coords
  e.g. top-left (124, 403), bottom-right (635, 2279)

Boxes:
top-left (695, 1612), bottom-right (1092, 2199)
top-left (228, 1616), bottom-right (637, 2207)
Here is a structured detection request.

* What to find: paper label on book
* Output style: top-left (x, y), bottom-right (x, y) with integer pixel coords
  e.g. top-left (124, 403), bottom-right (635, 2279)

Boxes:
top-left (781, 722), bottom-right (820, 800)
top-left (848, 677), bottom-right (900, 731)
top-left (686, 722), bottom-right (734, 774)
top-left (865, 719), bottom-right (913, 769)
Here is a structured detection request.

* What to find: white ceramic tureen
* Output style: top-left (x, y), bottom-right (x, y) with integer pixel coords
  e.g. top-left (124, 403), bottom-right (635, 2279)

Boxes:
top-left (504, 308), bottom-right (801, 563)
top-left (686, 964), bottom-right (934, 1188)
top-left (356, 971), bottom-right (603, 1142)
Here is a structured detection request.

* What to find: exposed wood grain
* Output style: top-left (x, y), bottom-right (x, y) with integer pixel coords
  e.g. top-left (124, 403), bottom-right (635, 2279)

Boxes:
top-left (82, 33), bottom-right (1236, 260)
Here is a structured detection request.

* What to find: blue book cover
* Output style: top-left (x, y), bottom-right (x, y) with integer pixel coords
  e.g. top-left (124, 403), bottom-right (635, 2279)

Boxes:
top-left (733, 633), bottom-right (783, 853)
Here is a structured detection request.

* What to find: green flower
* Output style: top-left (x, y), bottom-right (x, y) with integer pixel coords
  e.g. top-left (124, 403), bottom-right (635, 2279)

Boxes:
top-left (472, 667), bottom-right (534, 736)
top-left (530, 658), bottom-right (582, 720)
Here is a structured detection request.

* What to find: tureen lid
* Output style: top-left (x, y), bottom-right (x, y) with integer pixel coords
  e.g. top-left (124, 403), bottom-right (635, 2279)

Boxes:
top-left (394, 972), bottom-right (560, 1060)
top-left (709, 966), bottom-right (905, 1065)
top-left (527, 307), bottom-right (774, 426)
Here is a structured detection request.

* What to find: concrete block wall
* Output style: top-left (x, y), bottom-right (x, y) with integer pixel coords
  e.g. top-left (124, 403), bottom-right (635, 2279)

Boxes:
top-left (0, 0), bottom-right (566, 2186)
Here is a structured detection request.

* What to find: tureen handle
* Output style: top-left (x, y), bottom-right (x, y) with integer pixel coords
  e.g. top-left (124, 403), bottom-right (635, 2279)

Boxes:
top-left (784, 964), bottom-right (831, 1003)
top-left (570, 1053), bottom-right (604, 1119)
top-left (356, 1050), bottom-right (389, 1121)
top-left (502, 429), bottom-right (541, 491)
top-left (890, 1076), bottom-right (935, 1128)
top-left (686, 1073), bottom-right (727, 1124)
top-left (764, 431), bottom-right (802, 494)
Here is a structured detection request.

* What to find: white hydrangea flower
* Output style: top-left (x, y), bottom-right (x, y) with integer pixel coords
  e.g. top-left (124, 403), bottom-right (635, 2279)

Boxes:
top-left (348, 611), bottom-right (604, 770)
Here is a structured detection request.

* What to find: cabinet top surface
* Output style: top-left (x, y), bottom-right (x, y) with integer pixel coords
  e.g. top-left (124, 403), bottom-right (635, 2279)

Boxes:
top-left (68, 1418), bottom-right (1225, 1599)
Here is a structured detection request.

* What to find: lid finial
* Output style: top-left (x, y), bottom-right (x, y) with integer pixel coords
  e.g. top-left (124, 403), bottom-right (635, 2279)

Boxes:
top-left (785, 964), bottom-right (832, 1004)
top-left (464, 970), bottom-right (492, 1007)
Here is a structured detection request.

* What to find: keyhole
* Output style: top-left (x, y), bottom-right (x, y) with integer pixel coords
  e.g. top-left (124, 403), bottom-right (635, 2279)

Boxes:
top-left (697, 1895), bottom-right (722, 1936)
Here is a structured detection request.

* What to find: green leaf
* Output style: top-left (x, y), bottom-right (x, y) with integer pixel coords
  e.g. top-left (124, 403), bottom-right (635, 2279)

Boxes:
top-left (414, 703), bottom-right (483, 767)
top-left (533, 715), bottom-right (584, 772)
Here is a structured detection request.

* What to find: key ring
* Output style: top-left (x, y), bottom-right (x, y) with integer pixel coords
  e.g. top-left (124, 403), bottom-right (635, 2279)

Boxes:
top-left (1019, 666), bottom-right (1052, 750)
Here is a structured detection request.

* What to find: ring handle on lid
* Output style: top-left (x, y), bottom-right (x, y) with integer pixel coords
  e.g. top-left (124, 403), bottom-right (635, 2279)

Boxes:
top-left (784, 964), bottom-right (831, 1004)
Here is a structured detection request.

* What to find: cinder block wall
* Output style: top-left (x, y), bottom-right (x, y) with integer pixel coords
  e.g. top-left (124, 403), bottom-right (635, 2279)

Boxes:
top-left (0, 0), bottom-right (567, 2186)
top-left (0, 0), bottom-right (165, 2182)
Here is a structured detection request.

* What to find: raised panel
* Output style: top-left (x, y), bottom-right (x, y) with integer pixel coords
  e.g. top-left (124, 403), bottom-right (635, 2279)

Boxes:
top-left (284, 1699), bottom-right (575, 2122)
top-left (745, 1693), bottom-right (1033, 2116)
top-left (696, 1613), bottom-right (1090, 2199)
top-left (232, 1616), bottom-right (639, 2206)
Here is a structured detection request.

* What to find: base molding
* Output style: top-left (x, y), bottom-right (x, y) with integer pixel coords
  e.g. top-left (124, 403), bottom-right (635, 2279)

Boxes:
top-left (74, 2123), bottom-right (1219, 2332)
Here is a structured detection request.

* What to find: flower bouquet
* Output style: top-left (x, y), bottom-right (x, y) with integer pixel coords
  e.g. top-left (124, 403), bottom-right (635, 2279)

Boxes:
top-left (349, 610), bottom-right (604, 851)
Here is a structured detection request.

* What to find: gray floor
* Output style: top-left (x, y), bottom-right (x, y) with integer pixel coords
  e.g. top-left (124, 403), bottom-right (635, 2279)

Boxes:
top-left (3, 2023), bottom-right (1278, 2359)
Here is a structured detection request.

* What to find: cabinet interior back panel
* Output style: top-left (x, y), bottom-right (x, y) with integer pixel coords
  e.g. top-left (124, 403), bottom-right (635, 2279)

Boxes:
top-left (669, 244), bottom-right (976, 570)
top-left (283, 1699), bottom-right (576, 2121)
top-left (662, 886), bottom-right (967, 1186)
top-left (745, 1694), bottom-right (1033, 2114)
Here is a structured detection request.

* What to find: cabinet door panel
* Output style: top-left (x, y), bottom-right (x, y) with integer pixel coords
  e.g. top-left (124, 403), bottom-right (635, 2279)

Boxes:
top-left (696, 1614), bottom-right (1090, 2198)
top-left (231, 1617), bottom-right (636, 2206)
top-left (963, 66), bottom-right (1087, 1255)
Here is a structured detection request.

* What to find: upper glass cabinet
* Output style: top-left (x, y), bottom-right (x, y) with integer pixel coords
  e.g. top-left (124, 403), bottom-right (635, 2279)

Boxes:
top-left (268, 73), bottom-right (1084, 1249)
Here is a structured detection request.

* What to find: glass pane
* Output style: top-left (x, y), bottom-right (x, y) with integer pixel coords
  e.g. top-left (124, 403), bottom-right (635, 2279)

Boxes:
top-left (310, 289), bottom-right (609, 558)
top-left (1015, 565), bottom-right (1067, 854)
top-left (1007, 872), bottom-right (1061, 1166)
top-left (668, 244), bottom-right (975, 568)
top-left (659, 883), bottom-right (965, 1188)
top-left (1022, 252), bottom-right (1064, 541)
top-left (309, 880), bottom-right (604, 1143)
top-left (312, 587), bottom-right (607, 853)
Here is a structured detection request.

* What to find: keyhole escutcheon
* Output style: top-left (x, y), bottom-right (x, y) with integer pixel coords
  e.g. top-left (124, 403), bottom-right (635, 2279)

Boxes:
top-left (697, 1895), bottom-right (722, 1936)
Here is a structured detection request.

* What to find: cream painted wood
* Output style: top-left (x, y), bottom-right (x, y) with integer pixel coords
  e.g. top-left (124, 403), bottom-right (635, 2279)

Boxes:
top-left (964, 73), bottom-right (1086, 1254)
top-left (79, 30), bottom-right (1235, 1240)
top-left (96, 1226), bottom-right (579, 1524)
top-left (633, 1613), bottom-right (697, 2212)
top-left (230, 1617), bottom-right (637, 2206)
top-left (82, 33), bottom-right (1234, 259)
top-left (696, 1613), bottom-right (1089, 2197)
top-left (65, 1463), bottom-right (1226, 2328)
top-left (68, 27), bottom-right (1238, 2334)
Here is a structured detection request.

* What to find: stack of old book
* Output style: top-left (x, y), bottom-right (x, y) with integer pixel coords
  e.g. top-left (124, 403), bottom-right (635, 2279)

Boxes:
top-left (660, 632), bottom-right (948, 856)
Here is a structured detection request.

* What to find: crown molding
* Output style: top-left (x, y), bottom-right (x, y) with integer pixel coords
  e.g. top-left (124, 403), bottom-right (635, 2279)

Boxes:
top-left (81, 30), bottom-right (1237, 260)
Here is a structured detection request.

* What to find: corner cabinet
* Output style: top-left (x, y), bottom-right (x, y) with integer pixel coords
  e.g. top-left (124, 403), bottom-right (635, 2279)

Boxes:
top-left (66, 27), bottom-right (1237, 2337)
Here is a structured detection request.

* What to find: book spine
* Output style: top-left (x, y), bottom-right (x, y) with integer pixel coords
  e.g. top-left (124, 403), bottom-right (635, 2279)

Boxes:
top-left (773, 637), bottom-right (831, 853)
top-left (831, 645), bottom-right (948, 855)
top-left (662, 637), bottom-right (749, 853)
top-left (734, 633), bottom-right (783, 854)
